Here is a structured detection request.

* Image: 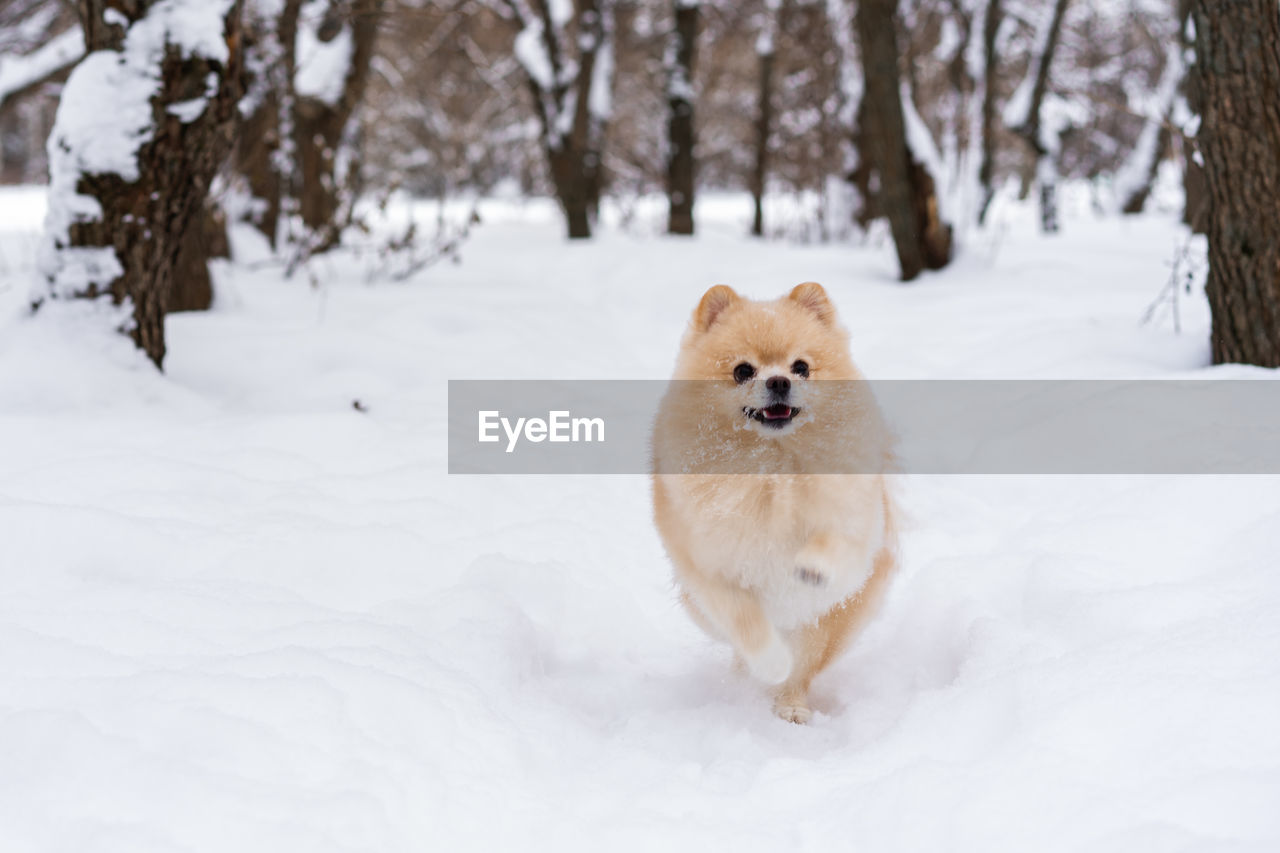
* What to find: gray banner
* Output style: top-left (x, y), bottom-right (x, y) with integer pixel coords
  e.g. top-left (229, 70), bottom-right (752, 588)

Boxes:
top-left (448, 380), bottom-right (1280, 474)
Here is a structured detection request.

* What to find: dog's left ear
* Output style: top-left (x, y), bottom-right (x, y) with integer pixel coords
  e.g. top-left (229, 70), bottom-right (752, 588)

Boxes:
top-left (789, 282), bottom-right (836, 325)
top-left (694, 284), bottom-right (740, 332)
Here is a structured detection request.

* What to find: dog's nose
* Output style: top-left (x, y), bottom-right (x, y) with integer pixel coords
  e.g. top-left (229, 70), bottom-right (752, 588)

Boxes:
top-left (766, 375), bottom-right (790, 395)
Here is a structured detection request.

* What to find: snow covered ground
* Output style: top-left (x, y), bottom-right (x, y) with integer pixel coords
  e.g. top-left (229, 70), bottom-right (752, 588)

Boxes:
top-left (1, 185), bottom-right (1278, 851)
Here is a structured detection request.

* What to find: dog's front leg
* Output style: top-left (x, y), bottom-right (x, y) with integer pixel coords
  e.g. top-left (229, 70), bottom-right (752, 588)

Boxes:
top-left (793, 530), bottom-right (875, 591)
top-left (677, 568), bottom-right (792, 685)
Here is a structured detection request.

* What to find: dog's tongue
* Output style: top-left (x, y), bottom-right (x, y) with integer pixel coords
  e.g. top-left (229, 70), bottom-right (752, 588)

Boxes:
top-left (762, 404), bottom-right (793, 420)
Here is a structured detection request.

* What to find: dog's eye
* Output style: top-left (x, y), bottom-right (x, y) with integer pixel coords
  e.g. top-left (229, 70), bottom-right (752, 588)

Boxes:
top-left (733, 363), bottom-right (756, 383)
top-left (791, 360), bottom-right (809, 378)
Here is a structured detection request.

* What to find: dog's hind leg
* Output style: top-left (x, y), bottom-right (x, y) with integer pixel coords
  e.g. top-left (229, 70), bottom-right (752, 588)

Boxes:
top-left (675, 566), bottom-right (792, 685)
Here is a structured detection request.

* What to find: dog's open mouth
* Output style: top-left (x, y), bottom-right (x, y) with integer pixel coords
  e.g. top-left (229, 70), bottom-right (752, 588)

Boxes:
top-left (744, 404), bottom-right (799, 427)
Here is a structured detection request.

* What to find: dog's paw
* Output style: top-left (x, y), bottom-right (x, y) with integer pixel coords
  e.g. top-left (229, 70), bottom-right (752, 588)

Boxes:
top-left (746, 634), bottom-right (793, 685)
top-left (794, 566), bottom-right (827, 586)
top-left (794, 537), bottom-right (837, 587)
top-left (773, 700), bottom-right (812, 725)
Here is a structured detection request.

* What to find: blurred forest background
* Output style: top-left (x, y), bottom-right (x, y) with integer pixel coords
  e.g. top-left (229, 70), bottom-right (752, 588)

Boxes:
top-left (0, 0), bottom-right (1277, 368)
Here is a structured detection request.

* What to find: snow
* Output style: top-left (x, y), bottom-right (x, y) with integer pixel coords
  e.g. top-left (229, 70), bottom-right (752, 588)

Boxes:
top-left (167, 96), bottom-right (209, 122)
top-left (3, 183), bottom-right (1280, 851)
top-left (0, 27), bottom-right (84, 107)
top-left (514, 22), bottom-right (555, 92)
top-left (40, 49), bottom-right (156, 298)
top-left (294, 0), bottom-right (353, 107)
top-left (514, 21), bottom-right (555, 93)
top-left (547, 0), bottom-right (574, 27)
top-left (588, 34), bottom-right (613, 119)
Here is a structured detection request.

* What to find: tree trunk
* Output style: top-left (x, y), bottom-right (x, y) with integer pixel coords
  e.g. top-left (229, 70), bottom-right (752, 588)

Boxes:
top-left (232, 0), bottom-right (303, 248)
top-left (855, 0), bottom-right (951, 280)
top-left (294, 0), bottom-right (384, 234)
top-left (506, 0), bottom-right (613, 240)
top-left (549, 147), bottom-right (593, 239)
top-left (43, 0), bottom-right (246, 368)
top-left (666, 0), bottom-right (698, 236)
top-left (1191, 0), bottom-right (1280, 366)
top-left (976, 0), bottom-right (1002, 225)
top-left (170, 203), bottom-right (230, 313)
top-left (750, 1), bottom-right (781, 238)
top-left (1013, 0), bottom-right (1070, 234)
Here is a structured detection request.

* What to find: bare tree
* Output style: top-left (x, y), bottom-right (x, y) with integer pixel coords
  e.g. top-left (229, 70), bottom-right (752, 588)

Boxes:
top-left (1009, 0), bottom-right (1069, 233)
top-left (855, 0), bottom-right (951, 279)
top-left (1191, 0), bottom-right (1280, 366)
top-left (233, 0), bottom-right (304, 248)
top-left (666, 0), bottom-right (698, 235)
top-left (1115, 43), bottom-right (1179, 215)
top-left (749, 0), bottom-right (783, 237)
top-left (501, 0), bottom-right (615, 239)
top-left (40, 0), bottom-right (247, 367)
top-left (230, 0), bottom-right (382, 252)
top-left (976, 0), bottom-right (1002, 224)
top-left (293, 0), bottom-right (385, 235)
top-left (1114, 7), bottom-right (1184, 216)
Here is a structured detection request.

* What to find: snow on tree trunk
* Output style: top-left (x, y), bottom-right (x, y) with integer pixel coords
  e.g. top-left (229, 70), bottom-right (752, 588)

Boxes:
top-left (39, 0), bottom-right (247, 369)
top-left (1191, 0), bottom-right (1280, 367)
top-left (508, 0), bottom-right (614, 240)
top-left (855, 0), bottom-right (951, 280)
top-left (665, 0), bottom-right (698, 236)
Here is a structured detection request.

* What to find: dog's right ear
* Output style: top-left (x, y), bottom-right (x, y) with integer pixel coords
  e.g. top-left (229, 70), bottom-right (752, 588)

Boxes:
top-left (694, 285), bottom-right (740, 332)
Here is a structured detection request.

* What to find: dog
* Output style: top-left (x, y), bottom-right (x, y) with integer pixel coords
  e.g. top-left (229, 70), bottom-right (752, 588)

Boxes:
top-left (651, 282), bottom-right (899, 723)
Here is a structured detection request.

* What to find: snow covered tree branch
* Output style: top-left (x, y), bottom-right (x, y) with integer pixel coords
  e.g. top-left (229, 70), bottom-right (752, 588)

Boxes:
top-left (0, 27), bottom-right (84, 114)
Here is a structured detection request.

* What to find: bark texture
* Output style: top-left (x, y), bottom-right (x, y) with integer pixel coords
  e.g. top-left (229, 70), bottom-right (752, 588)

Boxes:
top-left (855, 0), bottom-right (951, 280)
top-left (59, 0), bottom-right (246, 367)
top-left (1191, 0), bottom-right (1280, 366)
top-left (665, 0), bottom-right (698, 236)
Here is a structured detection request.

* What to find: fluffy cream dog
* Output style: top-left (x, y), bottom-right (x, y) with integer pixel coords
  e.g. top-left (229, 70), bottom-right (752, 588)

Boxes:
top-left (652, 282), bottom-right (899, 723)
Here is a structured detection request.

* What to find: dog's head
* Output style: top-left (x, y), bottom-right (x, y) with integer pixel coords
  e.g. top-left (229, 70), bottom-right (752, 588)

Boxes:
top-left (672, 282), bottom-right (860, 438)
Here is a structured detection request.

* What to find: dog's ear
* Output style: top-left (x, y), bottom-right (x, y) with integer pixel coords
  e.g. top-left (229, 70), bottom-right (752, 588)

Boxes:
top-left (694, 285), bottom-right (740, 332)
top-left (789, 282), bottom-right (835, 325)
